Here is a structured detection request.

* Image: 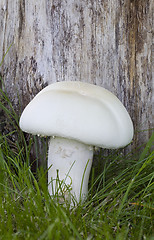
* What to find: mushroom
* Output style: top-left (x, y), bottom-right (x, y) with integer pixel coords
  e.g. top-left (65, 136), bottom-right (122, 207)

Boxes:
top-left (19, 81), bottom-right (134, 203)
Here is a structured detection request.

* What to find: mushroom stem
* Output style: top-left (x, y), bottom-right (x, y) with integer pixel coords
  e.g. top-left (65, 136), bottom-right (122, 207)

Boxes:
top-left (48, 137), bottom-right (93, 203)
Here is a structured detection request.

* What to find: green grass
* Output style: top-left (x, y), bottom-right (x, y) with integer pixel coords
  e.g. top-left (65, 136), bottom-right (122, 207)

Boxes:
top-left (0, 83), bottom-right (154, 240)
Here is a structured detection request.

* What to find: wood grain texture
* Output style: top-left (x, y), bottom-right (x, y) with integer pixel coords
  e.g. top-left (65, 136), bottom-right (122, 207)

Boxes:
top-left (0, 0), bottom-right (153, 150)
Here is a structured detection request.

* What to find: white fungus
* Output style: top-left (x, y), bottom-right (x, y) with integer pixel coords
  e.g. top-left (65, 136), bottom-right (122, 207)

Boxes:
top-left (19, 81), bottom-right (134, 203)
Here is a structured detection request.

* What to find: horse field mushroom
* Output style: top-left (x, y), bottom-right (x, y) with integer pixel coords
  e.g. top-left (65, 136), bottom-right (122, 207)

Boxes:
top-left (19, 81), bottom-right (134, 203)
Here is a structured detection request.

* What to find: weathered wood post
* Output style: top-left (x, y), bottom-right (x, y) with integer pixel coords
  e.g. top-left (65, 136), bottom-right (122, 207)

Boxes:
top-left (0, 0), bottom-right (153, 155)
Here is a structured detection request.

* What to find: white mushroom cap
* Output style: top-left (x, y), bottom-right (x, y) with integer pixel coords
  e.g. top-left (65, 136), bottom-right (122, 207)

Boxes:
top-left (19, 81), bottom-right (133, 149)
